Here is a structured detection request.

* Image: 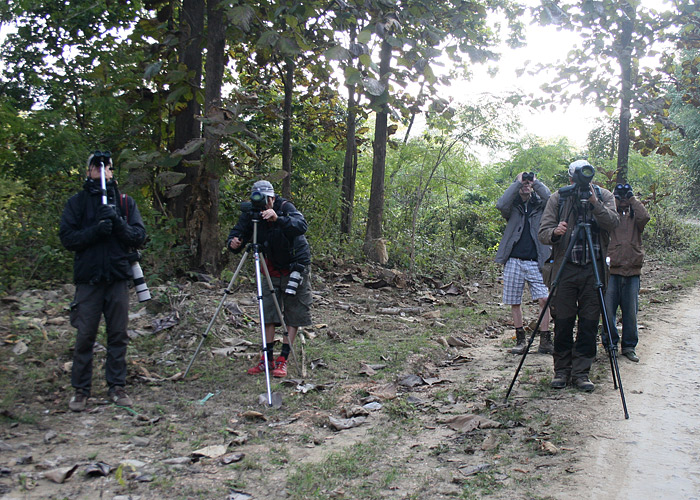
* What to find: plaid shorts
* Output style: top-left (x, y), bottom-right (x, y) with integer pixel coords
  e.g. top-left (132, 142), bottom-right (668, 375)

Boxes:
top-left (502, 257), bottom-right (549, 304)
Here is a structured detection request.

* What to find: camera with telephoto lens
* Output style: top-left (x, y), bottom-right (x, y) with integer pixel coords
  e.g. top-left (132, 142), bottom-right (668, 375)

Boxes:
top-left (614, 183), bottom-right (633, 200)
top-left (284, 263), bottom-right (305, 295)
top-left (571, 163), bottom-right (595, 199)
top-left (522, 171), bottom-right (535, 182)
top-left (128, 251), bottom-right (151, 302)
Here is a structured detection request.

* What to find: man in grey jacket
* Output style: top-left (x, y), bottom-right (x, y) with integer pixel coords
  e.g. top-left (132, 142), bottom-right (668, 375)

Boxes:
top-left (495, 171), bottom-right (552, 355)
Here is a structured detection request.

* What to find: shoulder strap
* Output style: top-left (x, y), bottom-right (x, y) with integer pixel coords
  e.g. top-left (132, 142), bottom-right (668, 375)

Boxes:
top-left (120, 193), bottom-right (129, 219)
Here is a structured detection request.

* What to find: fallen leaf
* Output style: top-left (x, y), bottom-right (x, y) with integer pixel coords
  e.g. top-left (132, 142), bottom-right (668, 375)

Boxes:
top-left (192, 445), bottom-right (228, 458)
top-left (444, 414), bottom-right (502, 432)
top-left (329, 415), bottom-right (367, 431)
top-left (44, 465), bottom-right (78, 484)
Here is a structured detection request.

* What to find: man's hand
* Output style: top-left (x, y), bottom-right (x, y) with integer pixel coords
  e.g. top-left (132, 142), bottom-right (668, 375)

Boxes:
top-left (261, 209), bottom-right (278, 222)
top-left (229, 237), bottom-right (242, 250)
top-left (97, 204), bottom-right (117, 221)
top-left (96, 218), bottom-right (113, 236)
top-left (553, 221), bottom-right (568, 237)
top-left (588, 187), bottom-right (599, 205)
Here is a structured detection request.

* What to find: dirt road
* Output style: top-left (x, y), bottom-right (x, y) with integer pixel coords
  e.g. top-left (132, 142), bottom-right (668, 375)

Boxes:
top-left (543, 287), bottom-right (700, 500)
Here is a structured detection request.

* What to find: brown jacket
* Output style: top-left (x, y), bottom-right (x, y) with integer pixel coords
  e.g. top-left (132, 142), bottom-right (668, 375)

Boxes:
top-left (607, 197), bottom-right (650, 276)
top-left (538, 185), bottom-right (619, 285)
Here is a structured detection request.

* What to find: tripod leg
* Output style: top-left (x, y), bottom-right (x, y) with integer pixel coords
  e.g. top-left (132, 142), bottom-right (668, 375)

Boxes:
top-left (184, 251), bottom-right (249, 379)
top-left (583, 224), bottom-right (629, 419)
top-left (259, 258), bottom-right (302, 377)
top-left (253, 246), bottom-right (274, 406)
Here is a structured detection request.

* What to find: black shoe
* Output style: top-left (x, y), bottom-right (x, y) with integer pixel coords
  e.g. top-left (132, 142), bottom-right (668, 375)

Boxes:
top-left (538, 331), bottom-right (554, 354)
top-left (108, 386), bottom-right (133, 407)
top-left (510, 328), bottom-right (527, 354)
top-left (573, 377), bottom-right (595, 392)
top-left (550, 374), bottom-right (567, 389)
top-left (621, 350), bottom-right (639, 362)
top-left (69, 392), bottom-right (88, 412)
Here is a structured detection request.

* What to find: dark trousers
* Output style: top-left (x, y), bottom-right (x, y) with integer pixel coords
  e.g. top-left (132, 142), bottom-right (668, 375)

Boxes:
top-left (70, 281), bottom-right (130, 395)
top-left (552, 263), bottom-right (600, 360)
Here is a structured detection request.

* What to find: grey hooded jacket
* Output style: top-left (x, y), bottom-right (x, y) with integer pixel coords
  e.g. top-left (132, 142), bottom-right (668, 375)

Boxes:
top-left (494, 179), bottom-right (551, 271)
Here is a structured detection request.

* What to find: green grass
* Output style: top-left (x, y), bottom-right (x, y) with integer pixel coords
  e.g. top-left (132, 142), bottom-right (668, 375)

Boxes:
top-left (286, 438), bottom-right (401, 500)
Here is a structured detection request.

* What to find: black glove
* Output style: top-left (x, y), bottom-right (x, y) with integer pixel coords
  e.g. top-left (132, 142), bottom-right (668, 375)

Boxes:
top-left (626, 188), bottom-right (634, 199)
top-left (113, 216), bottom-right (127, 234)
top-left (97, 204), bottom-right (117, 221)
top-left (96, 218), bottom-right (113, 236)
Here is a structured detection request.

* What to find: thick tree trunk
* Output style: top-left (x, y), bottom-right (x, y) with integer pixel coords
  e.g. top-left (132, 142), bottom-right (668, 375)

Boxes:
top-left (172, 0), bottom-right (204, 224)
top-left (364, 39), bottom-right (392, 264)
top-left (194, 0), bottom-right (227, 273)
top-left (282, 58), bottom-right (294, 199)
top-left (616, 4), bottom-right (635, 184)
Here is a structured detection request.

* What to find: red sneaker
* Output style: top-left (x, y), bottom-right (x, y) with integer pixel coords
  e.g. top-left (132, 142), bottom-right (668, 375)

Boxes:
top-left (272, 356), bottom-right (288, 378)
top-left (247, 355), bottom-right (273, 375)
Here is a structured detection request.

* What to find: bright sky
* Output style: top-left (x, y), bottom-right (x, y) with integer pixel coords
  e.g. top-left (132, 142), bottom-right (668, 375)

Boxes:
top-left (448, 0), bottom-right (673, 153)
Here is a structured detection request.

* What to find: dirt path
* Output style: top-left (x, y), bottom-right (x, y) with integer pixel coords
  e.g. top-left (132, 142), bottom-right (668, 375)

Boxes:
top-left (543, 287), bottom-right (700, 500)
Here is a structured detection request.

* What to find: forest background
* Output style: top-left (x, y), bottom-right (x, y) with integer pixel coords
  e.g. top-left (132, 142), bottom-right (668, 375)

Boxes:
top-left (1, 0), bottom-right (700, 292)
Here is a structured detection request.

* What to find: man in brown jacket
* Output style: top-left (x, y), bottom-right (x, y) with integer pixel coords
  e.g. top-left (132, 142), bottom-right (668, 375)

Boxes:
top-left (602, 183), bottom-right (650, 362)
top-left (538, 160), bottom-right (619, 391)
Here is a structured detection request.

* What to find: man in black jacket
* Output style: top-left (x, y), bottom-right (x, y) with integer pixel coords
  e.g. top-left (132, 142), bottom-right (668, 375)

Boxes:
top-left (228, 180), bottom-right (311, 378)
top-left (59, 151), bottom-right (146, 411)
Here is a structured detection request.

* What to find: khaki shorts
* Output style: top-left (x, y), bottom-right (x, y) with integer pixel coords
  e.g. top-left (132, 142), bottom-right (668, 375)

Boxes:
top-left (261, 269), bottom-right (312, 327)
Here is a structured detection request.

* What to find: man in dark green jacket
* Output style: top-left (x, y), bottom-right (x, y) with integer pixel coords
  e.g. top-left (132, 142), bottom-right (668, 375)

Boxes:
top-left (60, 151), bottom-right (146, 411)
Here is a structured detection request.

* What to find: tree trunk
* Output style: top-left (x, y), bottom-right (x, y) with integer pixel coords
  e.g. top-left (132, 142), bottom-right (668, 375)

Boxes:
top-left (194, 0), bottom-right (227, 273)
top-left (364, 39), bottom-right (392, 264)
top-left (172, 0), bottom-right (204, 224)
top-left (340, 83), bottom-right (357, 239)
top-left (281, 58), bottom-right (294, 199)
top-left (616, 4), bottom-right (635, 184)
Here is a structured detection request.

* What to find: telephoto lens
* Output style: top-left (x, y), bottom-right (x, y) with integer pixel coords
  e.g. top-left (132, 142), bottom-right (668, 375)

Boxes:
top-left (284, 271), bottom-right (303, 295)
top-left (131, 261), bottom-right (152, 302)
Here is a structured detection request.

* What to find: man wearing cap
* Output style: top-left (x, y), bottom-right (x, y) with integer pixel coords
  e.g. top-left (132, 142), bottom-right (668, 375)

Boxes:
top-left (538, 160), bottom-right (618, 391)
top-left (603, 183), bottom-right (650, 362)
top-left (495, 171), bottom-right (553, 355)
top-left (227, 180), bottom-right (311, 378)
top-left (60, 151), bottom-right (147, 411)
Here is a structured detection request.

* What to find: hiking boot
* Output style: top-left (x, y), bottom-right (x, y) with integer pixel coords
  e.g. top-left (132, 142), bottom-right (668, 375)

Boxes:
top-left (272, 356), bottom-right (288, 378)
top-left (621, 349), bottom-right (639, 362)
top-left (109, 386), bottom-right (133, 407)
top-left (69, 392), bottom-right (88, 412)
top-left (573, 376), bottom-right (595, 392)
top-left (247, 355), bottom-right (274, 375)
top-left (550, 374), bottom-right (568, 389)
top-left (538, 331), bottom-right (554, 354)
top-left (510, 328), bottom-right (527, 355)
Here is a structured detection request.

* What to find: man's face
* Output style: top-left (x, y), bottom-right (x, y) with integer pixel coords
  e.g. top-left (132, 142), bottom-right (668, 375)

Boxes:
top-left (88, 162), bottom-right (113, 181)
top-left (266, 196), bottom-right (274, 210)
top-left (519, 179), bottom-right (533, 198)
top-left (616, 198), bottom-right (630, 209)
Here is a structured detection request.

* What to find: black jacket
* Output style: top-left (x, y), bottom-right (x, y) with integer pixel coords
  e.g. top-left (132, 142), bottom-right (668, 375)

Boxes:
top-left (59, 179), bottom-right (147, 284)
top-left (227, 197), bottom-right (310, 271)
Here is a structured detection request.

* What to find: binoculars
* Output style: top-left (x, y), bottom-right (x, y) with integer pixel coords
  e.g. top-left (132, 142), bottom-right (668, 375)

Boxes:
top-left (522, 172), bottom-right (535, 182)
top-left (614, 183), bottom-right (633, 200)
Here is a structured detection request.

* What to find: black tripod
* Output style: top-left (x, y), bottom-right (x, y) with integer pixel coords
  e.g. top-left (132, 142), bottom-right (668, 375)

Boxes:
top-left (504, 203), bottom-right (629, 419)
top-left (184, 217), bottom-right (300, 406)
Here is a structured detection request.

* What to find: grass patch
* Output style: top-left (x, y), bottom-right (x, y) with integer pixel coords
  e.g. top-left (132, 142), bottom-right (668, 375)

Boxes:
top-left (286, 438), bottom-right (400, 499)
